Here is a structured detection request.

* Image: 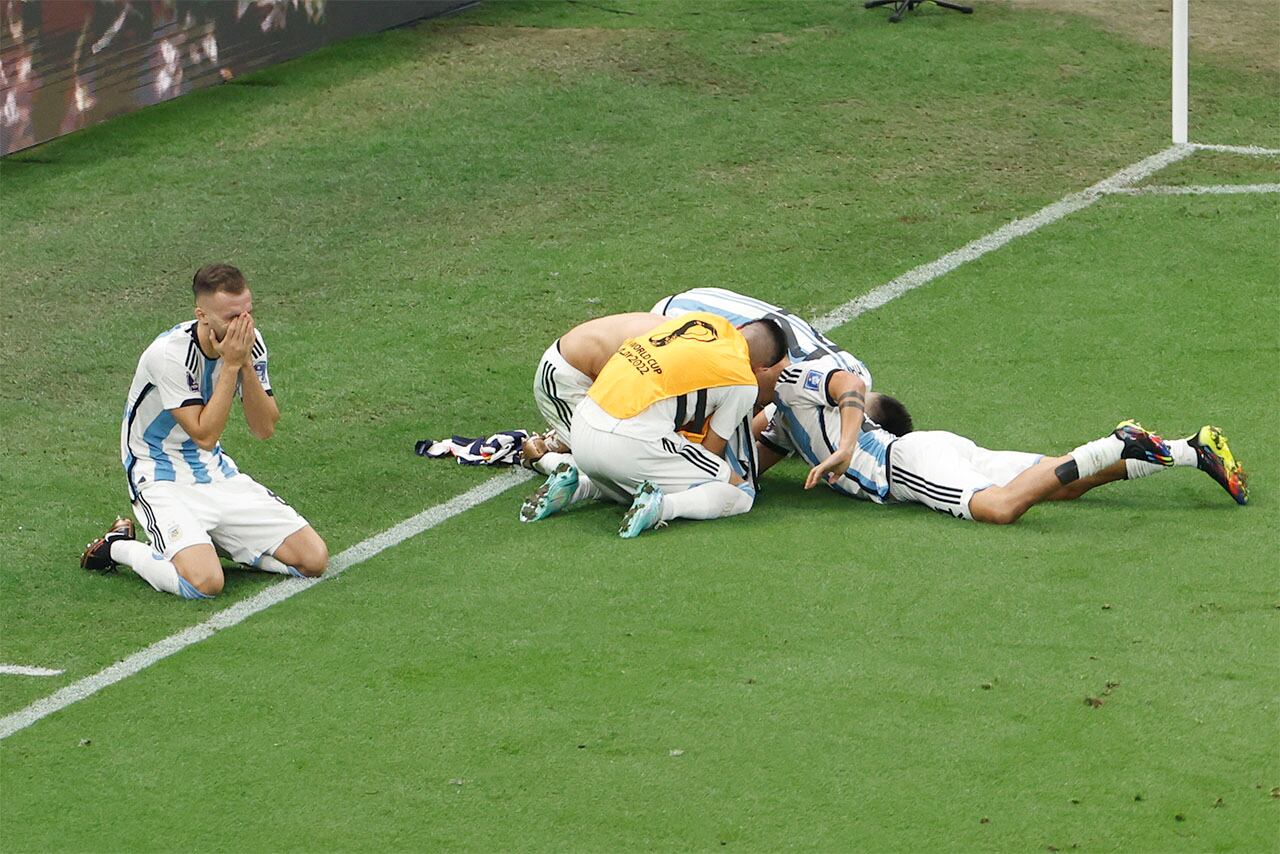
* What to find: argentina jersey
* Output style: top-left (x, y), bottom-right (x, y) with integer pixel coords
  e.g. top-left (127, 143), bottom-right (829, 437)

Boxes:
top-left (761, 356), bottom-right (893, 503)
top-left (651, 287), bottom-right (872, 389)
top-left (119, 321), bottom-right (270, 498)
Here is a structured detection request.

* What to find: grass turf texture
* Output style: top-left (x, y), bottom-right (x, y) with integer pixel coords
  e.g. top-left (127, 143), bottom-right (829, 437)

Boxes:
top-left (1, 0), bottom-right (1277, 848)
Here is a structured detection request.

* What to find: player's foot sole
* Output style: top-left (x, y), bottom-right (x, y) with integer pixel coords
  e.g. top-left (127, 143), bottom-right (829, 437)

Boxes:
top-left (1114, 420), bottom-right (1173, 466)
top-left (1189, 425), bottom-right (1248, 505)
top-left (519, 463), bottom-right (579, 522)
top-left (80, 516), bottom-right (136, 571)
top-left (619, 481), bottom-right (667, 539)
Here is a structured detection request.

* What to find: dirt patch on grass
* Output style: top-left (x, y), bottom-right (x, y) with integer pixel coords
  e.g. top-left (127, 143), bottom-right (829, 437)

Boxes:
top-left (1006, 0), bottom-right (1279, 73)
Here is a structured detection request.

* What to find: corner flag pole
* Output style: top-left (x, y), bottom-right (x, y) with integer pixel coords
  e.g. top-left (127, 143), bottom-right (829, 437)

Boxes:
top-left (1172, 0), bottom-right (1188, 144)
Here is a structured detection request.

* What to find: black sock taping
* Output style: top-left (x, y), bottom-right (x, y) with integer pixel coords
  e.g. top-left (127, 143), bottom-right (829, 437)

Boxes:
top-left (1055, 459), bottom-right (1080, 485)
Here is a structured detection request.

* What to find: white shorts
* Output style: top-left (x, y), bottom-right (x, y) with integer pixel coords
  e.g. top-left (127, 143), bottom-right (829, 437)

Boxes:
top-left (132, 474), bottom-right (309, 564)
top-left (887, 430), bottom-right (1042, 521)
top-left (569, 419), bottom-right (733, 504)
top-left (533, 340), bottom-right (593, 438)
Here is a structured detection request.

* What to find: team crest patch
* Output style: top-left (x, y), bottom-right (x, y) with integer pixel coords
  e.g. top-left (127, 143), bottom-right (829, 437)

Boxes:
top-left (186, 372), bottom-right (199, 392)
top-left (253, 361), bottom-right (267, 383)
top-left (804, 370), bottom-right (823, 391)
top-left (167, 524), bottom-right (182, 541)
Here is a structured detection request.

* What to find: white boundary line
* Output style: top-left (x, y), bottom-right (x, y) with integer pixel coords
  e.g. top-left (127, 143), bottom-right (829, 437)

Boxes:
top-left (1191, 143), bottom-right (1280, 156)
top-left (0, 666), bottom-right (65, 677)
top-left (811, 144), bottom-right (1194, 333)
top-left (2, 139), bottom-right (1263, 743)
top-left (0, 469), bottom-right (532, 740)
top-left (1110, 183), bottom-right (1280, 196)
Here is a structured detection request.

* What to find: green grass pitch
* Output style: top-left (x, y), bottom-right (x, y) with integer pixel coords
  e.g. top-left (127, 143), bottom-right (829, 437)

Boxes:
top-left (1, 1), bottom-right (1276, 849)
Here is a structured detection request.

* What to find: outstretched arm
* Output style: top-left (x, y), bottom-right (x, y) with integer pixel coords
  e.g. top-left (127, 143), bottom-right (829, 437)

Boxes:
top-left (804, 370), bottom-right (866, 489)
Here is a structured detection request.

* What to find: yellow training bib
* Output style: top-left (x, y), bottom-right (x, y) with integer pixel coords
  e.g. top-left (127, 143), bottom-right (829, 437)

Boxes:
top-left (588, 312), bottom-right (756, 421)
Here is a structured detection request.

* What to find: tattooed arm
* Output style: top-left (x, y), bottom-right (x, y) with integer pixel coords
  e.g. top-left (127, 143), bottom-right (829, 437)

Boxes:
top-left (803, 370), bottom-right (867, 489)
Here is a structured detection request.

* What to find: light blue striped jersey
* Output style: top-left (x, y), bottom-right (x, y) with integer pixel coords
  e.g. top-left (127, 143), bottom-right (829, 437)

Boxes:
top-left (761, 356), bottom-right (894, 503)
top-left (119, 320), bottom-right (271, 498)
top-left (651, 287), bottom-right (872, 389)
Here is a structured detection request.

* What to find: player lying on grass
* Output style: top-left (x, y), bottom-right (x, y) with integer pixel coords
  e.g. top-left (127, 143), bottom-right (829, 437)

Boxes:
top-left (520, 313), bottom-right (789, 537)
top-left (80, 264), bottom-right (329, 598)
top-left (527, 311), bottom-right (669, 474)
top-left (759, 355), bottom-right (1248, 523)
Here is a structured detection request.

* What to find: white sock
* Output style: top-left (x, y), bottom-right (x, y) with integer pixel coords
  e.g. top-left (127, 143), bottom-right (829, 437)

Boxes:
top-left (660, 481), bottom-right (754, 521)
top-left (1169, 438), bottom-right (1197, 467)
top-left (1127, 439), bottom-right (1196, 479)
top-left (254, 553), bottom-right (305, 578)
top-left (1069, 435), bottom-right (1123, 479)
top-left (534, 452), bottom-right (574, 476)
top-left (571, 473), bottom-right (604, 504)
top-left (110, 540), bottom-right (182, 596)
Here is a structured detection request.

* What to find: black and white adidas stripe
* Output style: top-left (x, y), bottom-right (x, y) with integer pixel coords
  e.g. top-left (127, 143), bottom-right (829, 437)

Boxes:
top-left (540, 361), bottom-right (573, 428)
top-left (133, 493), bottom-right (166, 554)
top-left (889, 465), bottom-right (963, 506)
top-left (661, 437), bottom-right (721, 478)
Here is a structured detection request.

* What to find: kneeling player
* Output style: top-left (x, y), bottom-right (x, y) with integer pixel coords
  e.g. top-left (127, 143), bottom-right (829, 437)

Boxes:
top-left (528, 312), bottom-right (669, 474)
top-left (80, 264), bottom-right (328, 598)
top-left (759, 355), bottom-right (1247, 523)
top-left (522, 313), bottom-right (788, 537)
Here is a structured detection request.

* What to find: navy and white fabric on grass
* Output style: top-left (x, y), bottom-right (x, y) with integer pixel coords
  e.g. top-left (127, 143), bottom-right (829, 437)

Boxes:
top-left (415, 430), bottom-right (530, 466)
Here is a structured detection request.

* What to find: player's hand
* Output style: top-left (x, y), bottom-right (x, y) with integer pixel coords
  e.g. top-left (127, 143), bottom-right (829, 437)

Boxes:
top-left (804, 447), bottom-right (853, 489)
top-left (219, 314), bottom-right (254, 367)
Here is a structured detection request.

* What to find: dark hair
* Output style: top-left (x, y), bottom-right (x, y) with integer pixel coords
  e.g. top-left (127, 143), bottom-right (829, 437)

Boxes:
top-left (741, 318), bottom-right (787, 367)
top-left (192, 263), bottom-right (247, 298)
top-left (866, 392), bottom-right (913, 436)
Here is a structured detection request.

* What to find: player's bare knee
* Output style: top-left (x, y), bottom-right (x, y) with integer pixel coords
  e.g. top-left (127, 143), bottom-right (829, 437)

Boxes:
top-left (970, 495), bottom-right (1022, 525)
top-left (194, 571), bottom-right (225, 596)
top-left (179, 562), bottom-right (224, 596)
top-left (296, 537), bottom-right (328, 576)
top-left (173, 546), bottom-right (225, 595)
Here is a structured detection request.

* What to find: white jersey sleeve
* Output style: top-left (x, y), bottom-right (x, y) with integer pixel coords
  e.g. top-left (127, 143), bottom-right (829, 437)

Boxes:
top-left (776, 357), bottom-right (846, 410)
top-left (153, 335), bottom-right (202, 410)
top-left (706, 384), bottom-right (756, 440)
top-left (246, 330), bottom-right (272, 396)
top-left (770, 356), bottom-right (893, 502)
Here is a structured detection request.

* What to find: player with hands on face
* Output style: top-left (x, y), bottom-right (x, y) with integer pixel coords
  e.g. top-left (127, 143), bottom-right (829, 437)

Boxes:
top-left (80, 264), bottom-right (328, 599)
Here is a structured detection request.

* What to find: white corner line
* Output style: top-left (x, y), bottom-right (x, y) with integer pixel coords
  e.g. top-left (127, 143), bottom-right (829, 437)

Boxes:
top-left (1190, 143), bottom-right (1280, 156)
top-left (0, 666), bottom-right (65, 677)
top-left (1108, 183), bottom-right (1280, 196)
top-left (0, 468), bottom-right (533, 741)
top-left (0, 142), bottom-right (1211, 743)
top-left (811, 144), bottom-right (1194, 332)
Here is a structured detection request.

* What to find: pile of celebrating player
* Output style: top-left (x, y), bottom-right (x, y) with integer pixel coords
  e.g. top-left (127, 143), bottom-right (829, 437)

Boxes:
top-left (517, 287), bottom-right (1249, 537)
top-left (80, 270), bottom-right (1249, 600)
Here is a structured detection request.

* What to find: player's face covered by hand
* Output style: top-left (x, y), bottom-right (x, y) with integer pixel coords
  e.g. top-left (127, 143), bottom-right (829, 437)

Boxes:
top-left (197, 289), bottom-right (254, 343)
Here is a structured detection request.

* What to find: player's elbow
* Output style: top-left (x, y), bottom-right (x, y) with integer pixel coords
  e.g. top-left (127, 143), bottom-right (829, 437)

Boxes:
top-left (192, 434), bottom-right (220, 452)
top-left (251, 422), bottom-right (275, 441)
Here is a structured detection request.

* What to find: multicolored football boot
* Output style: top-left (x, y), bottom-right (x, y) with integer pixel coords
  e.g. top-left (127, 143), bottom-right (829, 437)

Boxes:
top-left (619, 481), bottom-right (667, 539)
top-left (519, 462), bottom-right (579, 522)
top-left (80, 517), bottom-right (136, 571)
top-left (1114, 420), bottom-right (1174, 466)
top-left (1189, 425), bottom-right (1248, 505)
